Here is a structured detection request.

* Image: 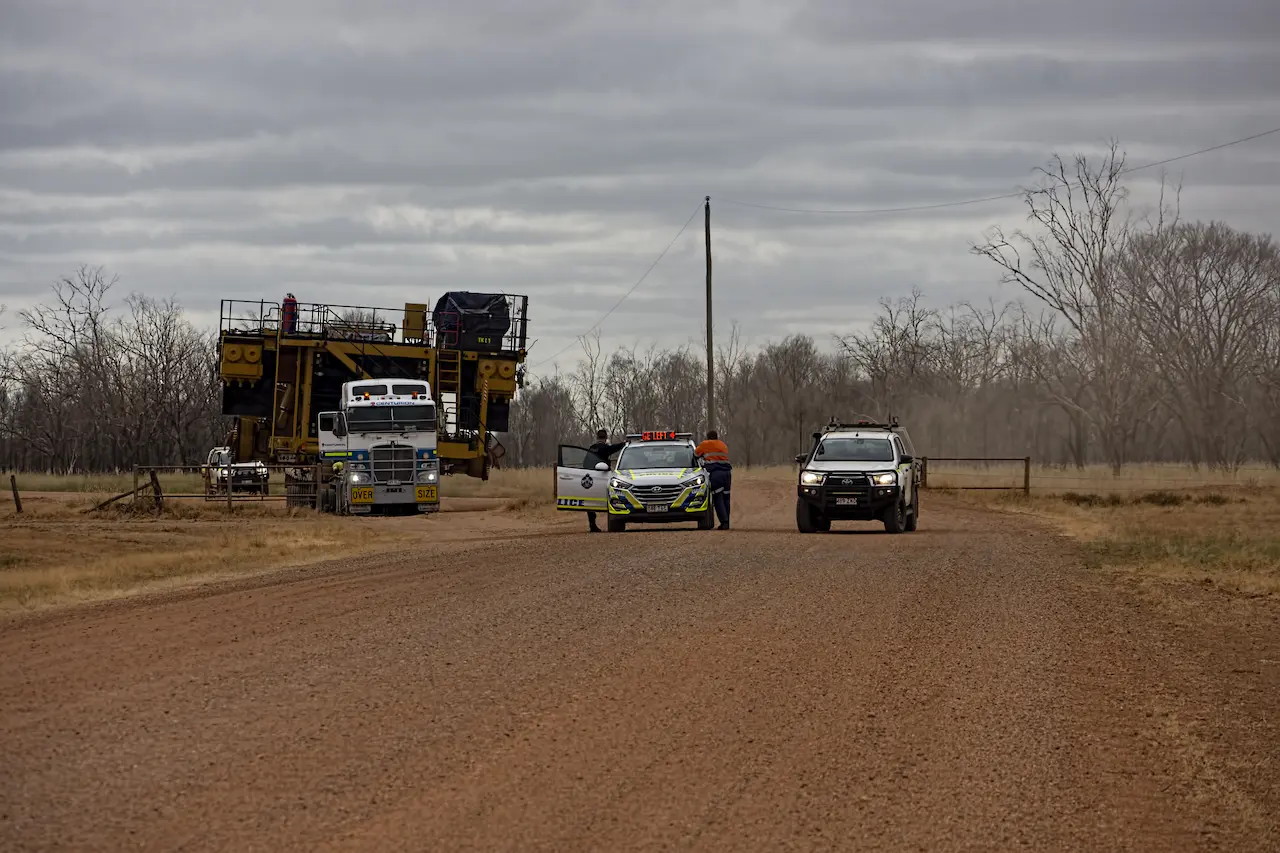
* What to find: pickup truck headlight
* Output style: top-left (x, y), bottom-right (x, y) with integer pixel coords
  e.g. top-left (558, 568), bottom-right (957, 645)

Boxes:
top-left (799, 470), bottom-right (826, 486)
top-left (871, 472), bottom-right (896, 485)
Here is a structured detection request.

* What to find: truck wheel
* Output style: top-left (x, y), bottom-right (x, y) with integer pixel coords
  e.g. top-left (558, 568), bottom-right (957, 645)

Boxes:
top-left (905, 492), bottom-right (919, 532)
top-left (607, 515), bottom-right (626, 533)
top-left (883, 499), bottom-right (906, 534)
top-left (796, 499), bottom-right (819, 533)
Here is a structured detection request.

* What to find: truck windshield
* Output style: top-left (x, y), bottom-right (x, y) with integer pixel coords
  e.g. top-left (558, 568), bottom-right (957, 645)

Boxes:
top-left (816, 437), bottom-right (895, 462)
top-left (346, 404), bottom-right (437, 432)
top-left (617, 444), bottom-right (696, 470)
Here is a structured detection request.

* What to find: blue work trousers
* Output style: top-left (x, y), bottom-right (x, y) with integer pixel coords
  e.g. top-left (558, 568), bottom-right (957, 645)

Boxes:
top-left (706, 462), bottom-right (732, 527)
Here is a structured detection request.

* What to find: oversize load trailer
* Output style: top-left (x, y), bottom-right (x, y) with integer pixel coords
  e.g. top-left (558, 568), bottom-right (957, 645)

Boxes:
top-left (217, 294), bottom-right (527, 504)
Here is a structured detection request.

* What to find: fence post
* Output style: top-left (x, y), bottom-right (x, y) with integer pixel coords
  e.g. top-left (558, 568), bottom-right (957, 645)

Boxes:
top-left (314, 463), bottom-right (324, 514)
top-left (149, 470), bottom-right (163, 513)
top-left (132, 466), bottom-right (139, 508)
top-left (1023, 456), bottom-right (1032, 496)
top-left (920, 457), bottom-right (929, 489)
top-left (227, 465), bottom-right (233, 513)
top-left (9, 474), bottom-right (21, 514)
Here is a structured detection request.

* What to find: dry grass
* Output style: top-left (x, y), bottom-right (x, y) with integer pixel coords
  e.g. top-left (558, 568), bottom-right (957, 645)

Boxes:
top-left (925, 460), bottom-right (1280, 494)
top-left (944, 474), bottom-right (1280, 598)
top-left (0, 467), bottom-right (559, 615)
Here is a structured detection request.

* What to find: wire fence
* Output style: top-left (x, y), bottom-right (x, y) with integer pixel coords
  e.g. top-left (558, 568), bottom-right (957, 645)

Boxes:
top-left (921, 458), bottom-right (1280, 495)
top-left (117, 464), bottom-right (325, 513)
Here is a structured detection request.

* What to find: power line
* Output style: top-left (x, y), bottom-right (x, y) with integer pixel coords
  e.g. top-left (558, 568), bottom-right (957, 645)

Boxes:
top-left (529, 200), bottom-right (703, 369)
top-left (717, 125), bottom-right (1280, 215)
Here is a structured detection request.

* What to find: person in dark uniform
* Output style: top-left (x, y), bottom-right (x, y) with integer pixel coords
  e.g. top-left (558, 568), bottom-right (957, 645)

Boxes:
top-left (586, 428), bottom-right (625, 533)
top-left (695, 429), bottom-right (732, 529)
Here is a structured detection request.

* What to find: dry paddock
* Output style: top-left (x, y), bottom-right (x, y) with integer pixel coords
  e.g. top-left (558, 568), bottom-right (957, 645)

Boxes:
top-left (1, 473), bottom-right (1278, 851)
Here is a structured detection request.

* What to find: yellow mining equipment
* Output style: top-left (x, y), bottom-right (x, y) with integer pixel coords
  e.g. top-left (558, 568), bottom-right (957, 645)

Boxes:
top-left (217, 294), bottom-right (528, 492)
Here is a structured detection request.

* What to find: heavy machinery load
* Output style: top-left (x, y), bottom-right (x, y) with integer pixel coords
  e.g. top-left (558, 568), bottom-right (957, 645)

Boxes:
top-left (432, 292), bottom-right (512, 353)
top-left (216, 294), bottom-right (527, 507)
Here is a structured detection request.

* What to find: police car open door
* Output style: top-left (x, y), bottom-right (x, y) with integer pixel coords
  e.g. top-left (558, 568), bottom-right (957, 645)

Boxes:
top-left (555, 444), bottom-right (609, 512)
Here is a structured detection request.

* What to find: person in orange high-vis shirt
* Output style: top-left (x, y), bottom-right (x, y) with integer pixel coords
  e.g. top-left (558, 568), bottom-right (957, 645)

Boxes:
top-left (695, 430), bottom-right (732, 530)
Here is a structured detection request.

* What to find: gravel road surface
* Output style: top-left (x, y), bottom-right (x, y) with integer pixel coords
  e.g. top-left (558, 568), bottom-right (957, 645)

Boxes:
top-left (2, 486), bottom-right (1277, 852)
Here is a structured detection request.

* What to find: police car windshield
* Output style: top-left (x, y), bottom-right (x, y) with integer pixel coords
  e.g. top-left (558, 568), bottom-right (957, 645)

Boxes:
top-left (618, 444), bottom-right (696, 470)
top-left (816, 437), bottom-right (895, 462)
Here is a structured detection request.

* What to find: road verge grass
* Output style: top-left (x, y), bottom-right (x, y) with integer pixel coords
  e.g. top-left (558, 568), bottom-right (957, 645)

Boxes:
top-left (947, 484), bottom-right (1280, 598)
top-left (0, 468), bottom-right (555, 614)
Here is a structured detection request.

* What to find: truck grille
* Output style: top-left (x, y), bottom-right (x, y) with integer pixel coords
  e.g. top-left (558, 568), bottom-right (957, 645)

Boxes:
top-left (371, 445), bottom-right (415, 484)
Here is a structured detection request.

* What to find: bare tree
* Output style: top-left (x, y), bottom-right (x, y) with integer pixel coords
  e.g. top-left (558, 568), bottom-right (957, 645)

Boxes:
top-left (971, 142), bottom-right (1159, 473)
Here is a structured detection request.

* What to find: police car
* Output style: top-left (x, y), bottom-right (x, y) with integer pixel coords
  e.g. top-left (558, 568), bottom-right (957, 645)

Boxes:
top-left (555, 430), bottom-right (715, 532)
top-left (794, 418), bottom-right (920, 534)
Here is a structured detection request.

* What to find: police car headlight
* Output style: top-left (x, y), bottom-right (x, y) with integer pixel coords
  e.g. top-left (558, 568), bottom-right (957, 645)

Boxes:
top-left (416, 469), bottom-right (438, 484)
top-left (609, 478), bottom-right (630, 490)
top-left (348, 472), bottom-right (370, 484)
top-left (684, 474), bottom-right (706, 488)
top-left (872, 472), bottom-right (896, 485)
top-left (800, 470), bottom-right (826, 486)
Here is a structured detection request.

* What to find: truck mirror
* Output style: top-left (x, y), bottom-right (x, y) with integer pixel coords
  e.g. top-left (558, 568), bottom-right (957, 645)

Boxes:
top-left (334, 416), bottom-right (347, 438)
top-left (794, 453), bottom-right (806, 465)
top-left (900, 454), bottom-right (913, 464)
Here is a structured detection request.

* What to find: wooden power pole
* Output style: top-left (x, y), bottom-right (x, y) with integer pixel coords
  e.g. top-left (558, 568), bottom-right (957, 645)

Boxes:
top-left (704, 196), bottom-right (715, 433)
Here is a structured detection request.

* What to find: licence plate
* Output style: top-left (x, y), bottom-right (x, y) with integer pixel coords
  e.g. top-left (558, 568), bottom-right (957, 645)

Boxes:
top-left (415, 485), bottom-right (438, 502)
top-left (645, 503), bottom-right (669, 513)
top-left (835, 497), bottom-right (859, 505)
top-left (351, 486), bottom-right (374, 503)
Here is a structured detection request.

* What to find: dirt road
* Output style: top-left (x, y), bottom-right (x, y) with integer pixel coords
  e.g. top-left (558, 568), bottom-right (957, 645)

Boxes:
top-left (2, 484), bottom-right (1277, 851)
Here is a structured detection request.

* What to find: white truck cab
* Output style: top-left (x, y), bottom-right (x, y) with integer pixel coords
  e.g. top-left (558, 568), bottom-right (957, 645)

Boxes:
top-left (555, 430), bottom-right (715, 532)
top-left (316, 379), bottom-right (440, 515)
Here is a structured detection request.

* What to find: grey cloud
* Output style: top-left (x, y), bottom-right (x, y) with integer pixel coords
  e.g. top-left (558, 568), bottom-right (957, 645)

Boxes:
top-left (1, 0), bottom-right (1278, 370)
top-left (790, 0), bottom-right (1280, 43)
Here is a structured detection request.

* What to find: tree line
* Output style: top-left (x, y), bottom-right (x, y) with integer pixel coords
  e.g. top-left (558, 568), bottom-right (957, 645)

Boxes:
top-left (3, 143), bottom-right (1278, 474)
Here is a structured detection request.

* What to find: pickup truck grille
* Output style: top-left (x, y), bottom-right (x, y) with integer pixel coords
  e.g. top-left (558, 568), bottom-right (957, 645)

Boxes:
top-left (371, 445), bottom-right (415, 484)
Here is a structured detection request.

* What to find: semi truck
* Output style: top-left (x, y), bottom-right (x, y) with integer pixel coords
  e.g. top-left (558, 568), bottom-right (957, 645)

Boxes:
top-left (215, 292), bottom-right (527, 507)
top-left (316, 378), bottom-right (440, 515)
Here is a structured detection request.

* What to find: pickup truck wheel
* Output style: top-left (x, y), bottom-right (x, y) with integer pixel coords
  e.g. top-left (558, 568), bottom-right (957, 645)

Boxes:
top-left (796, 499), bottom-right (819, 533)
top-left (883, 499), bottom-right (906, 534)
top-left (904, 491), bottom-right (919, 532)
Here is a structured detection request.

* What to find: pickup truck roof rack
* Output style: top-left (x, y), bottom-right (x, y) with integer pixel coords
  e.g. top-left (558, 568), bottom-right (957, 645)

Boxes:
top-left (820, 414), bottom-right (902, 433)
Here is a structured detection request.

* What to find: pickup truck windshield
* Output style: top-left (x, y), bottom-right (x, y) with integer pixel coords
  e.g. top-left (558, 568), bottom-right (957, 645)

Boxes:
top-left (816, 437), bottom-right (895, 462)
top-left (617, 444), bottom-right (697, 470)
top-left (346, 404), bottom-right (437, 432)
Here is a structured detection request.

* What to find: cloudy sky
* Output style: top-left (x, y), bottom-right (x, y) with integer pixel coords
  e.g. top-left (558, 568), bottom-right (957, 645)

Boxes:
top-left (1, 0), bottom-right (1278, 373)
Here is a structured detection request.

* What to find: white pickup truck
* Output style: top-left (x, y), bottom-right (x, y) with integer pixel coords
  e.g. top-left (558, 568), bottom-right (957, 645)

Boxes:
top-left (203, 446), bottom-right (270, 495)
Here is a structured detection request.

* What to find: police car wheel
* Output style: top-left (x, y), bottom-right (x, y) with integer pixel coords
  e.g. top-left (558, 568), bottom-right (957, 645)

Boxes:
top-left (697, 506), bottom-right (715, 530)
top-left (607, 515), bottom-right (626, 533)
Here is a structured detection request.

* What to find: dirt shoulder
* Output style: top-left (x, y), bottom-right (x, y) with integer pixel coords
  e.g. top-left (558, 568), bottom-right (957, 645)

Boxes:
top-left (1, 490), bottom-right (1276, 851)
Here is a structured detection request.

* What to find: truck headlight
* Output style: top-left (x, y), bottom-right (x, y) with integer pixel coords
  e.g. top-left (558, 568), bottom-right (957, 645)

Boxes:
top-left (416, 469), bottom-right (438, 484)
top-left (800, 470), bottom-right (825, 486)
top-left (872, 472), bottom-right (896, 485)
top-left (348, 471), bottom-right (370, 484)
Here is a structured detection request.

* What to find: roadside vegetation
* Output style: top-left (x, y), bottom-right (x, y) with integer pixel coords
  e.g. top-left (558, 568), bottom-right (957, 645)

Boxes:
top-left (928, 462), bottom-right (1280, 597)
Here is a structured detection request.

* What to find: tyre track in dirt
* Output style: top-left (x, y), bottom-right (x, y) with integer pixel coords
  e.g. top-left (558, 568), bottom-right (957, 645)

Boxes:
top-left (1, 491), bottom-right (1276, 851)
